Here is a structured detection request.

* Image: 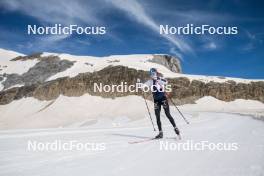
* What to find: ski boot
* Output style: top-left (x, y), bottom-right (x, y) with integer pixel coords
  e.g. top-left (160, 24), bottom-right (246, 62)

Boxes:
top-left (174, 127), bottom-right (181, 140)
top-left (155, 131), bottom-right (163, 139)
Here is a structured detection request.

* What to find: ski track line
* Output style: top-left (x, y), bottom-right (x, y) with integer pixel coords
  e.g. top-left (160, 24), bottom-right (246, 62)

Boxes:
top-left (0, 125), bottom-right (156, 138)
top-left (0, 112), bottom-right (241, 139)
top-left (0, 112), bottom-right (226, 136)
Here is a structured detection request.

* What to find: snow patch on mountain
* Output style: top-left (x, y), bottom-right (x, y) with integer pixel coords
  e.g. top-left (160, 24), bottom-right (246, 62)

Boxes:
top-left (0, 48), bottom-right (263, 91)
top-left (42, 52), bottom-right (263, 83)
top-left (0, 48), bottom-right (37, 75)
top-left (45, 53), bottom-right (161, 81)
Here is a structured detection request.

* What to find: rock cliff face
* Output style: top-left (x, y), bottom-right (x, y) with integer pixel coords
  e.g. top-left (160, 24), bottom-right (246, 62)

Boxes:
top-left (1, 54), bottom-right (74, 89)
top-left (0, 53), bottom-right (181, 90)
top-left (168, 77), bottom-right (264, 104)
top-left (0, 65), bottom-right (263, 105)
top-left (150, 55), bottom-right (181, 73)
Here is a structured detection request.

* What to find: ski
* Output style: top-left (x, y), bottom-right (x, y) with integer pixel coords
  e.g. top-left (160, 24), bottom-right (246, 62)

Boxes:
top-left (177, 134), bottom-right (182, 140)
top-left (128, 138), bottom-right (156, 144)
top-left (128, 136), bottom-right (181, 144)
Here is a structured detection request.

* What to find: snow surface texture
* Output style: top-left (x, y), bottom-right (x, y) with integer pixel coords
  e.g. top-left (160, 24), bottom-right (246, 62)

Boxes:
top-left (0, 48), bottom-right (264, 175)
top-left (0, 95), bottom-right (263, 129)
top-left (0, 111), bottom-right (264, 176)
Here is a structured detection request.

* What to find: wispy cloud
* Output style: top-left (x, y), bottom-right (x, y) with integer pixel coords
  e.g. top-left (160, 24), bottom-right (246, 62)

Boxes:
top-left (0, 0), bottom-right (105, 51)
top-left (0, 0), bottom-right (89, 50)
top-left (1, 0), bottom-right (257, 58)
top-left (203, 42), bottom-right (217, 50)
top-left (105, 0), bottom-right (193, 54)
top-left (169, 47), bottom-right (183, 60)
top-left (242, 30), bottom-right (263, 51)
top-left (15, 34), bottom-right (70, 52)
top-left (0, 0), bottom-right (100, 25)
top-left (0, 0), bottom-right (226, 55)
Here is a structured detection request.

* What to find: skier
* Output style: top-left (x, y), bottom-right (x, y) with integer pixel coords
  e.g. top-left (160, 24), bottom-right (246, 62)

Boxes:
top-left (144, 68), bottom-right (181, 139)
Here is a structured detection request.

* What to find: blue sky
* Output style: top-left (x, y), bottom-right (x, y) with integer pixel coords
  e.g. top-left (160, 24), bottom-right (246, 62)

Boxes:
top-left (0, 0), bottom-right (263, 78)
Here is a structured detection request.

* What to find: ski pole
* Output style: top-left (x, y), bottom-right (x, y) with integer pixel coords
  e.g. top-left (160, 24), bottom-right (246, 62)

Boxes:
top-left (169, 97), bottom-right (190, 124)
top-left (142, 93), bottom-right (156, 131)
top-left (137, 78), bottom-right (156, 131)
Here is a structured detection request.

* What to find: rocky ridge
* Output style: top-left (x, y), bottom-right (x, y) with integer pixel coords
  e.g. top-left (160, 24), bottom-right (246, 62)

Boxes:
top-left (0, 64), bottom-right (263, 105)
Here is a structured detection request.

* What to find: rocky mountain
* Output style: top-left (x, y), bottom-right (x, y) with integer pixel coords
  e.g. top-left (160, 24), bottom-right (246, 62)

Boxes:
top-left (0, 48), bottom-right (264, 129)
top-left (0, 49), bottom-right (263, 106)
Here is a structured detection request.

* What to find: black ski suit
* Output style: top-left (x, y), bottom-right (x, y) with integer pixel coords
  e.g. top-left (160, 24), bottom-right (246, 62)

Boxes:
top-left (151, 78), bottom-right (176, 131)
top-left (154, 96), bottom-right (176, 131)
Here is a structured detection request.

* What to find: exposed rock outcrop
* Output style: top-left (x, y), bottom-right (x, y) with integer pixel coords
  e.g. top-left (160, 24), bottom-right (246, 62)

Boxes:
top-left (11, 52), bottom-right (43, 61)
top-left (150, 55), bottom-right (181, 73)
top-left (0, 66), bottom-right (263, 105)
top-left (2, 55), bottom-right (74, 89)
top-left (168, 78), bottom-right (264, 104)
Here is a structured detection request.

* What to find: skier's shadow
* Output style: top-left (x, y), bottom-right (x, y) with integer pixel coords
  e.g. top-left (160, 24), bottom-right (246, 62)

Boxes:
top-left (110, 133), bottom-right (150, 139)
